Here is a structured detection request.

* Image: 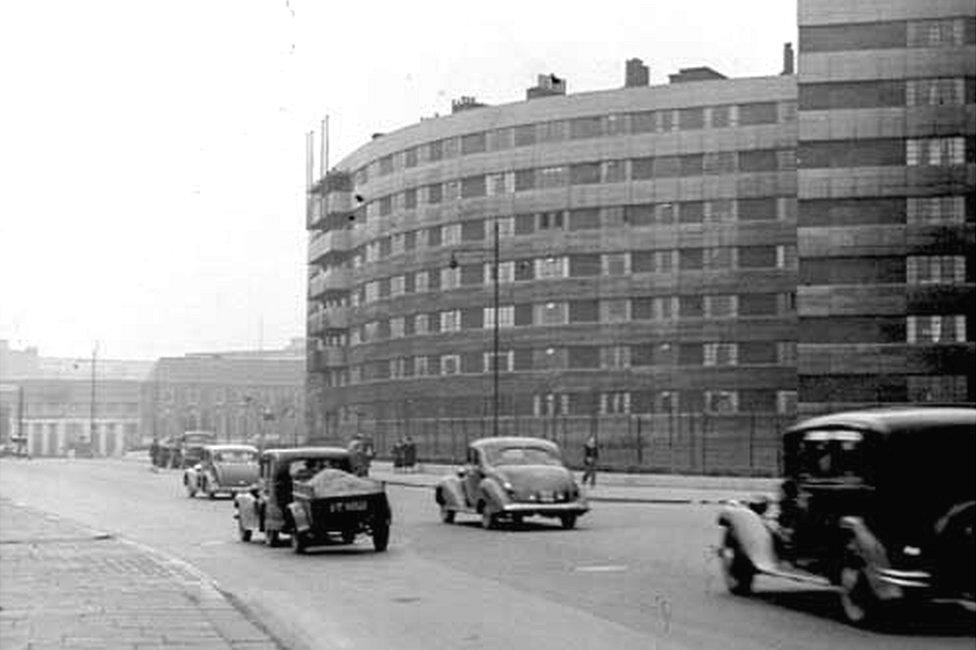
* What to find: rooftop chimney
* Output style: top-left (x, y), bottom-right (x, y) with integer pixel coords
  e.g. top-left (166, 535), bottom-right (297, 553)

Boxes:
top-left (526, 73), bottom-right (567, 100)
top-left (668, 67), bottom-right (727, 84)
top-left (781, 42), bottom-right (794, 75)
top-left (625, 58), bottom-right (650, 87)
top-left (451, 96), bottom-right (488, 113)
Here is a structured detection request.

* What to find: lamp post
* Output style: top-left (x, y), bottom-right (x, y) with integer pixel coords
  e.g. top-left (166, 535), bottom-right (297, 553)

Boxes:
top-left (448, 218), bottom-right (501, 437)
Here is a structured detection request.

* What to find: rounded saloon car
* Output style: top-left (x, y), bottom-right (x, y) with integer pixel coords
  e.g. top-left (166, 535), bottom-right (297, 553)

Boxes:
top-left (183, 444), bottom-right (259, 499)
top-left (435, 436), bottom-right (588, 530)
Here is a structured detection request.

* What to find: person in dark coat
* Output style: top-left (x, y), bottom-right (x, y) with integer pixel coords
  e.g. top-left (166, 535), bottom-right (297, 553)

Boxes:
top-left (581, 435), bottom-right (598, 487)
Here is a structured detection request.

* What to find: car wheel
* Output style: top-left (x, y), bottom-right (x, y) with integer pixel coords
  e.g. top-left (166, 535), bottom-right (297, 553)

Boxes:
top-left (839, 554), bottom-right (879, 626)
top-left (184, 476), bottom-right (197, 498)
top-left (560, 514), bottom-right (577, 530)
top-left (373, 522), bottom-right (390, 552)
top-left (238, 519), bottom-right (252, 543)
top-left (265, 529), bottom-right (281, 548)
top-left (439, 505), bottom-right (455, 524)
top-left (291, 532), bottom-right (307, 554)
top-left (719, 531), bottom-right (755, 596)
top-left (481, 505), bottom-right (497, 530)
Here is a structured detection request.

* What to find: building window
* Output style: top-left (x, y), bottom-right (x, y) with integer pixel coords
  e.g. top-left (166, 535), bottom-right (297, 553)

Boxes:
top-left (737, 102), bottom-right (778, 125)
top-left (907, 256), bottom-right (966, 284)
top-left (483, 351), bottom-right (514, 373)
top-left (706, 390), bottom-right (738, 414)
top-left (428, 140), bottom-right (443, 161)
top-left (602, 252), bottom-right (628, 276)
top-left (906, 315), bottom-right (967, 343)
top-left (483, 305), bottom-right (514, 329)
top-left (907, 375), bottom-right (968, 402)
top-left (906, 137), bottom-right (966, 166)
top-left (440, 266), bottom-right (460, 290)
top-left (907, 196), bottom-right (966, 224)
top-left (906, 78), bottom-right (966, 106)
top-left (514, 124), bottom-right (537, 147)
top-left (600, 299), bottom-right (629, 323)
top-left (461, 132), bottom-right (487, 155)
top-left (568, 209), bottom-right (599, 230)
top-left (601, 392), bottom-right (631, 415)
top-left (602, 160), bottom-right (627, 183)
top-left (570, 162), bottom-right (601, 185)
top-left (390, 317), bottom-right (405, 339)
top-left (440, 310), bottom-right (461, 332)
top-left (487, 173), bottom-right (509, 196)
top-left (404, 147), bottom-right (418, 167)
top-left (514, 169), bottom-right (536, 191)
top-left (538, 166), bottom-right (569, 188)
top-left (705, 294), bottom-right (737, 318)
top-left (414, 313), bottom-right (429, 336)
top-left (461, 175), bottom-right (486, 198)
top-left (537, 302), bottom-right (568, 325)
top-left (535, 256), bottom-right (568, 279)
top-left (907, 18), bottom-right (968, 48)
top-left (704, 343), bottom-right (738, 367)
top-left (601, 345), bottom-right (631, 369)
top-left (703, 151), bottom-right (737, 174)
top-left (570, 116), bottom-right (604, 139)
top-left (776, 391), bottom-right (797, 415)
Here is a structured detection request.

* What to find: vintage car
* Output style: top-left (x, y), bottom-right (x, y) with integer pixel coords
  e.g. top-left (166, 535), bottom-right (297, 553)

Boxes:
top-left (435, 436), bottom-right (588, 530)
top-left (717, 406), bottom-right (975, 626)
top-left (177, 430), bottom-right (218, 469)
top-left (183, 444), bottom-right (258, 499)
top-left (234, 447), bottom-right (391, 553)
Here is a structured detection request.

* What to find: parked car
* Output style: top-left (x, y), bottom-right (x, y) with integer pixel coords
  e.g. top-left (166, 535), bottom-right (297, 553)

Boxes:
top-left (435, 436), bottom-right (588, 530)
top-left (183, 444), bottom-right (258, 499)
top-left (178, 430), bottom-right (217, 469)
top-left (234, 447), bottom-right (391, 553)
top-left (716, 406), bottom-right (975, 627)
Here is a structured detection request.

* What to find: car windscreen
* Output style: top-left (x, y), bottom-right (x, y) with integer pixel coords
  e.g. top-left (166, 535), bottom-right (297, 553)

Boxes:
top-left (213, 450), bottom-right (256, 463)
top-left (485, 446), bottom-right (562, 467)
top-left (288, 457), bottom-right (351, 480)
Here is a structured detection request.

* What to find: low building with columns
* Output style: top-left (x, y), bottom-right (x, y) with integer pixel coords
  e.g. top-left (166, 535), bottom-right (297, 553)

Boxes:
top-left (0, 341), bottom-right (153, 457)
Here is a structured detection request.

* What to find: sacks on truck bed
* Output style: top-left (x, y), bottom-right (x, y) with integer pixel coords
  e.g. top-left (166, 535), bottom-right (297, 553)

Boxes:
top-left (295, 468), bottom-right (384, 499)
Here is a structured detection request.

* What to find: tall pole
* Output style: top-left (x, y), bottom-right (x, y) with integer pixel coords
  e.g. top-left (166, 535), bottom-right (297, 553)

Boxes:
top-left (493, 218), bottom-right (500, 437)
top-left (89, 343), bottom-right (97, 454)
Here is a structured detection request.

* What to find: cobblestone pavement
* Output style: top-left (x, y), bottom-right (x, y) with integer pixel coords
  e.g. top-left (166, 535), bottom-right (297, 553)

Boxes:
top-left (0, 498), bottom-right (282, 650)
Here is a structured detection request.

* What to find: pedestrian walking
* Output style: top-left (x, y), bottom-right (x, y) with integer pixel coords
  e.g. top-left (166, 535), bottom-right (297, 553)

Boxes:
top-left (581, 434), bottom-right (598, 487)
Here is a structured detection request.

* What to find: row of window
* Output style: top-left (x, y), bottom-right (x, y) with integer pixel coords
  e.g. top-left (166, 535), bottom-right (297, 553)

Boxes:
top-left (800, 136), bottom-right (974, 168)
top-left (800, 255), bottom-right (972, 286)
top-left (358, 101), bottom-right (796, 184)
top-left (798, 195), bottom-right (972, 227)
top-left (799, 77), bottom-right (976, 110)
top-left (336, 293), bottom-right (797, 345)
top-left (331, 389), bottom-right (801, 419)
top-left (799, 16), bottom-right (976, 53)
top-left (361, 149), bottom-right (796, 219)
top-left (341, 246), bottom-right (798, 308)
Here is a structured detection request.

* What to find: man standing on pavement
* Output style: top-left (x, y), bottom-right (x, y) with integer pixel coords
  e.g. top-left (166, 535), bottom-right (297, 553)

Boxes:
top-left (581, 434), bottom-right (598, 487)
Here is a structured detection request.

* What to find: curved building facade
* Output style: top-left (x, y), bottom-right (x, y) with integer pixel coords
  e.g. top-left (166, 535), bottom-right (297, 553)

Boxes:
top-left (306, 71), bottom-right (801, 474)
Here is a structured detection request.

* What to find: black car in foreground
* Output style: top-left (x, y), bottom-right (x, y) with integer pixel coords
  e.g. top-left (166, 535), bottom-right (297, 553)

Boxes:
top-left (717, 406), bottom-right (974, 627)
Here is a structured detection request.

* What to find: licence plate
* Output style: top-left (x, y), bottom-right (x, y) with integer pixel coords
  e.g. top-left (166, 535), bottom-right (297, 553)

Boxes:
top-left (330, 500), bottom-right (368, 513)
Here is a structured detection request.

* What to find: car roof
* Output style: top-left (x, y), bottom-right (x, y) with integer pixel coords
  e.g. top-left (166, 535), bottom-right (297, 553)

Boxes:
top-left (786, 406), bottom-right (976, 439)
top-left (471, 436), bottom-right (560, 451)
top-left (204, 444), bottom-right (257, 453)
top-left (260, 447), bottom-right (350, 462)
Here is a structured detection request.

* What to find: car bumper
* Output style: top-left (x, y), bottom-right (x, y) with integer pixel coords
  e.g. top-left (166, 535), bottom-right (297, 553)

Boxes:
top-left (500, 502), bottom-right (589, 517)
top-left (873, 568), bottom-right (932, 589)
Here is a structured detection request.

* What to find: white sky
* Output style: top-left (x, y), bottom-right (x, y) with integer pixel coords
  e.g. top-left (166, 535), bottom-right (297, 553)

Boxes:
top-left (0, 0), bottom-right (796, 361)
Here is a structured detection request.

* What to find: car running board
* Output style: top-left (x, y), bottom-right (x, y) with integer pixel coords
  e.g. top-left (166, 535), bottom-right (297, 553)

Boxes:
top-left (755, 563), bottom-right (833, 587)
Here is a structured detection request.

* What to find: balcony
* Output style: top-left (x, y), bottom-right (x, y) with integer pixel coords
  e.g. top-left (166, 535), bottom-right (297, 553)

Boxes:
top-left (307, 307), bottom-right (350, 332)
top-left (308, 228), bottom-right (353, 263)
top-left (310, 347), bottom-right (348, 370)
top-left (308, 192), bottom-right (354, 230)
top-left (308, 269), bottom-right (352, 299)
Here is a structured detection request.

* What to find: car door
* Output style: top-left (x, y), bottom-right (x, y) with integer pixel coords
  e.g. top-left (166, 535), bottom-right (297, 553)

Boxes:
top-left (462, 447), bottom-right (484, 507)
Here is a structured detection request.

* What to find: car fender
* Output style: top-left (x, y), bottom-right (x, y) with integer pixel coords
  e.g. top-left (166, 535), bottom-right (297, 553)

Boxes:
top-left (288, 501), bottom-right (310, 533)
top-left (717, 503), bottom-right (779, 574)
top-left (234, 493), bottom-right (260, 530)
top-left (839, 516), bottom-right (902, 601)
top-left (478, 477), bottom-right (508, 512)
top-left (436, 477), bottom-right (465, 510)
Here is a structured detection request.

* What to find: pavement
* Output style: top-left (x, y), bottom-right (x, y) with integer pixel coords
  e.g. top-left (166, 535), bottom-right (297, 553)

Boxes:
top-left (368, 460), bottom-right (780, 505)
top-left (0, 497), bottom-right (282, 650)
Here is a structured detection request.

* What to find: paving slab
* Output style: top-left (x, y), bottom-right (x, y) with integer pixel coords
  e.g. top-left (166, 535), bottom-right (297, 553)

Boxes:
top-left (0, 498), bottom-right (283, 650)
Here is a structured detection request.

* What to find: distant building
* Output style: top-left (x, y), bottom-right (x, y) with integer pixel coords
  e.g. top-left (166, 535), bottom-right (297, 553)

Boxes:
top-left (0, 340), bottom-right (152, 456)
top-left (141, 340), bottom-right (307, 448)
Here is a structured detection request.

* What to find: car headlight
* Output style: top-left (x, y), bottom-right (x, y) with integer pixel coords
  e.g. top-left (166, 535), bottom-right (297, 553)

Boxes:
top-left (502, 481), bottom-right (513, 491)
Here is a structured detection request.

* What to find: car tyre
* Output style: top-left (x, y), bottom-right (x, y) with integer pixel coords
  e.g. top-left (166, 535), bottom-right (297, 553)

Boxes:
top-left (839, 553), bottom-right (880, 627)
top-left (439, 505), bottom-right (455, 524)
top-left (238, 519), bottom-right (252, 543)
top-left (720, 531), bottom-right (755, 595)
top-left (184, 477), bottom-right (197, 498)
top-left (560, 514), bottom-right (577, 530)
top-left (265, 529), bottom-right (281, 548)
top-left (291, 532), bottom-right (307, 554)
top-left (373, 522), bottom-right (390, 552)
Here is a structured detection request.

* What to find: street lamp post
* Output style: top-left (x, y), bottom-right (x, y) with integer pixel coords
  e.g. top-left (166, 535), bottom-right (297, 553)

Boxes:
top-left (449, 218), bottom-right (501, 437)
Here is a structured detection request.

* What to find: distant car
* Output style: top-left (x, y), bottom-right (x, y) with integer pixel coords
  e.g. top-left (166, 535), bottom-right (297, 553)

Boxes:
top-left (183, 444), bottom-right (258, 499)
top-left (234, 447), bottom-right (391, 553)
top-left (178, 430), bottom-right (218, 469)
top-left (717, 406), bottom-right (975, 627)
top-left (435, 436), bottom-right (588, 530)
